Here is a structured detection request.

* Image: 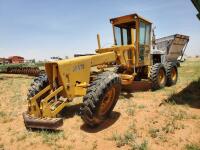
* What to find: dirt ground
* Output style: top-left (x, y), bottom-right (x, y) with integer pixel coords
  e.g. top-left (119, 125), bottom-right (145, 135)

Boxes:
top-left (0, 58), bottom-right (200, 150)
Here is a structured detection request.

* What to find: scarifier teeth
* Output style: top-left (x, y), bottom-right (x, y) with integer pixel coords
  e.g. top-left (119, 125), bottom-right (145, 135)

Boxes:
top-left (23, 112), bottom-right (63, 130)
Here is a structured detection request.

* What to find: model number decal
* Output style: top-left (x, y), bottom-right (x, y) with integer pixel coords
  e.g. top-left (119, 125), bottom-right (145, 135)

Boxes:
top-left (73, 64), bottom-right (84, 72)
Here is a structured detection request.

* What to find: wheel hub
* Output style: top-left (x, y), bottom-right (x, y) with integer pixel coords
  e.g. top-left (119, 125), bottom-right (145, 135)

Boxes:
top-left (158, 69), bottom-right (165, 85)
top-left (171, 67), bottom-right (177, 81)
top-left (99, 87), bottom-right (116, 116)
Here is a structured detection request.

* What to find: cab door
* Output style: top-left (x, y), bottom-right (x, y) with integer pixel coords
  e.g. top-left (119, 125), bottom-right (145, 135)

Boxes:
top-left (139, 21), bottom-right (151, 66)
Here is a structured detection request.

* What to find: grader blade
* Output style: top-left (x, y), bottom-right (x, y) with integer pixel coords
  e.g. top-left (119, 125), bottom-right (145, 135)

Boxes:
top-left (23, 112), bottom-right (63, 130)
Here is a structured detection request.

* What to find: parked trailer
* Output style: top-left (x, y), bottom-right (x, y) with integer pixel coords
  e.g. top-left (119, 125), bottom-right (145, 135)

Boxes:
top-left (153, 34), bottom-right (189, 65)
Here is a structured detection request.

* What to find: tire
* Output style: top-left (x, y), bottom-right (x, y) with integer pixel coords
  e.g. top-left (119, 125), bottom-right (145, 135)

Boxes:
top-left (176, 61), bottom-right (180, 67)
top-left (150, 63), bottom-right (166, 91)
top-left (114, 65), bottom-right (124, 74)
top-left (80, 71), bottom-right (121, 127)
top-left (27, 74), bottom-right (49, 99)
top-left (165, 62), bottom-right (178, 86)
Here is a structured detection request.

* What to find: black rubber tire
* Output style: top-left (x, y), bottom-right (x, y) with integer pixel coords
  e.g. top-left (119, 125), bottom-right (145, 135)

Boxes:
top-left (80, 71), bottom-right (121, 127)
top-left (150, 63), bottom-right (166, 91)
top-left (27, 74), bottom-right (49, 99)
top-left (114, 65), bottom-right (124, 74)
top-left (176, 61), bottom-right (180, 67)
top-left (165, 62), bottom-right (178, 86)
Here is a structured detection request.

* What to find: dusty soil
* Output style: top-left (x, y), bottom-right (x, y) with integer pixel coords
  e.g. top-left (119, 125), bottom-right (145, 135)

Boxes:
top-left (0, 58), bottom-right (200, 150)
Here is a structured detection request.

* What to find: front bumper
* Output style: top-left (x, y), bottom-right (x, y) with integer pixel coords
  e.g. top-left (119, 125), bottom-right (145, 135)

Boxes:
top-left (23, 112), bottom-right (63, 130)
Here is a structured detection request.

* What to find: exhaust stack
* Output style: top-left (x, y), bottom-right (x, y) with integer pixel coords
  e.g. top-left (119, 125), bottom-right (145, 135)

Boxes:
top-left (97, 34), bottom-right (101, 49)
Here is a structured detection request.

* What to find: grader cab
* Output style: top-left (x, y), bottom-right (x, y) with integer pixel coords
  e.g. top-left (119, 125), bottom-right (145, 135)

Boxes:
top-left (23, 14), bottom-right (178, 129)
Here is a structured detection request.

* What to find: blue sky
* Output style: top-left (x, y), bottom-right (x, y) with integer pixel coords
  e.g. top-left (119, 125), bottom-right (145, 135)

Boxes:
top-left (0, 0), bottom-right (199, 60)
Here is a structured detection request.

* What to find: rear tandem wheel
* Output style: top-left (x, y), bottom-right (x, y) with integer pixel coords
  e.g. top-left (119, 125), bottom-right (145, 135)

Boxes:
top-left (165, 62), bottom-right (178, 86)
top-left (150, 63), bottom-right (167, 91)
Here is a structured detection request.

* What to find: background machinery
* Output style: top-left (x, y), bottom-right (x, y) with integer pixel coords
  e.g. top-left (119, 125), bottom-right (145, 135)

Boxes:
top-left (0, 63), bottom-right (44, 77)
top-left (152, 34), bottom-right (189, 66)
top-left (23, 13), bottom-right (179, 129)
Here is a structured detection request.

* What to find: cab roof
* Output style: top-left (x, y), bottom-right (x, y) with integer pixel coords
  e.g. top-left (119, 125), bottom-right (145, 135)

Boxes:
top-left (110, 13), bottom-right (152, 25)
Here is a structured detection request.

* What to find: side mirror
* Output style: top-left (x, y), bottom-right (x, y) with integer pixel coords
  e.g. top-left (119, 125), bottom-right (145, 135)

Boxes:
top-left (152, 26), bottom-right (156, 37)
top-left (152, 26), bottom-right (156, 49)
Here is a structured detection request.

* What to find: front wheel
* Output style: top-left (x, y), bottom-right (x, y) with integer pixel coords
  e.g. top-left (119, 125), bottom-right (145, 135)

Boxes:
top-left (80, 72), bottom-right (121, 127)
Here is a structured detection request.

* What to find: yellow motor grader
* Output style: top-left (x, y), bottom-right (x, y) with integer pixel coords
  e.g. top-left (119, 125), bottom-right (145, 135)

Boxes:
top-left (23, 13), bottom-right (178, 129)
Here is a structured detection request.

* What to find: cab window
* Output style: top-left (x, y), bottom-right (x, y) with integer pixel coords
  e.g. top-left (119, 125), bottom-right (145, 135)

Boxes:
top-left (114, 22), bottom-right (136, 46)
top-left (139, 21), bottom-right (151, 45)
top-left (114, 26), bottom-right (122, 45)
top-left (139, 21), bottom-right (151, 61)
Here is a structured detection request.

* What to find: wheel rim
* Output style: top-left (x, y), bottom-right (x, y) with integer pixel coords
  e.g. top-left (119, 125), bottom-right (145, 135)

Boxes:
top-left (171, 67), bottom-right (177, 81)
top-left (99, 87), bottom-right (116, 116)
top-left (158, 69), bottom-right (165, 85)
